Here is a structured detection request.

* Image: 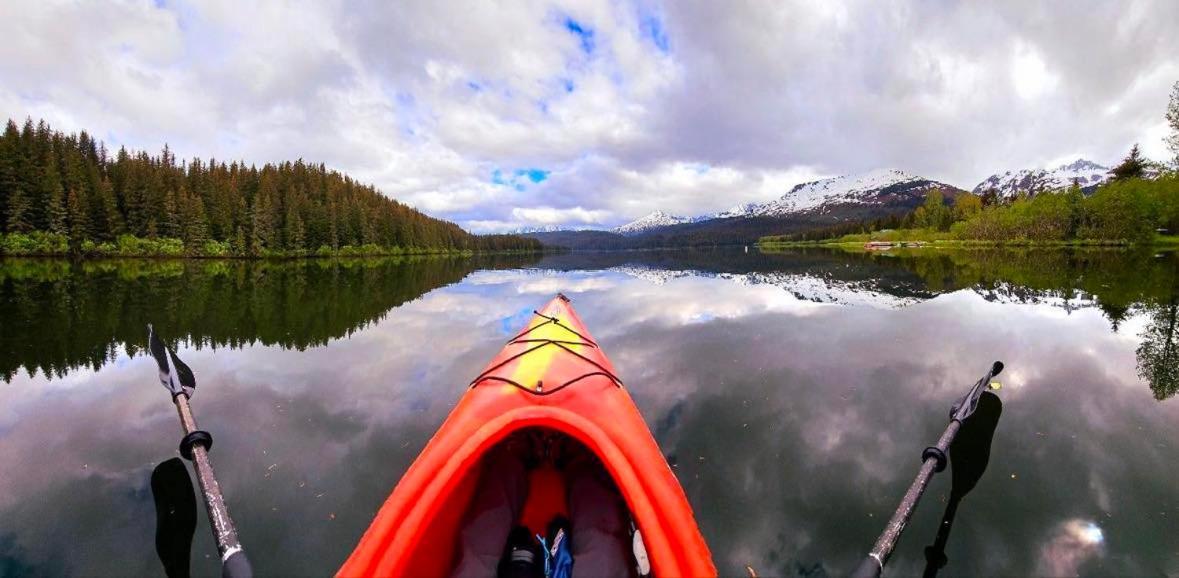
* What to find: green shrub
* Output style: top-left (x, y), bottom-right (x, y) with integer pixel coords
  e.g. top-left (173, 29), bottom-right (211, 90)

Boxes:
top-left (0, 232), bottom-right (70, 255)
top-left (199, 240), bottom-right (231, 257)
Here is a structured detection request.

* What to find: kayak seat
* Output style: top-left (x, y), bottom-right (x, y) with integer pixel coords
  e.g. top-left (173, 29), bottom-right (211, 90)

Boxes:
top-left (406, 426), bottom-right (639, 577)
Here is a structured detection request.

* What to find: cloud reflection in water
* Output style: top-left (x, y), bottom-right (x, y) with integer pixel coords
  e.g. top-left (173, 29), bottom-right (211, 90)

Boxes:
top-left (1, 264), bottom-right (1178, 577)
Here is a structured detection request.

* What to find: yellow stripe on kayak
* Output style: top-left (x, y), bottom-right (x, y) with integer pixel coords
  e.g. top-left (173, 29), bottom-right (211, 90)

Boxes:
top-left (508, 315), bottom-right (584, 392)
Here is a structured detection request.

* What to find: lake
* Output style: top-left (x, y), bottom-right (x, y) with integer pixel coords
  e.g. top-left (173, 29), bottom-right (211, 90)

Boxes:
top-left (1, 248), bottom-right (1177, 577)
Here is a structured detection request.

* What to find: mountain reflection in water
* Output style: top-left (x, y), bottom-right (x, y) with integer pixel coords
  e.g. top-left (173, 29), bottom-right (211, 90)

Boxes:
top-left (0, 247), bottom-right (1176, 577)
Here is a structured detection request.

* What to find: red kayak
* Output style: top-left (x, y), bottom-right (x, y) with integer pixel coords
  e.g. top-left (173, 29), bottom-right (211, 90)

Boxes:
top-left (339, 294), bottom-right (715, 577)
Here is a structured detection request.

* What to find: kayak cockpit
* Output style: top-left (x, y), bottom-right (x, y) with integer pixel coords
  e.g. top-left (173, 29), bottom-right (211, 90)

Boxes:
top-left (401, 427), bottom-right (648, 577)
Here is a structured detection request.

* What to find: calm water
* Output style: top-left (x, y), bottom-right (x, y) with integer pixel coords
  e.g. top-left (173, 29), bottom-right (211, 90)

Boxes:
top-left (1, 248), bottom-right (1177, 577)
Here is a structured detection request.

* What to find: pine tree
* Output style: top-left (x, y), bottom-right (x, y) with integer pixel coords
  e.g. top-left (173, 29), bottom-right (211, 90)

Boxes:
top-left (67, 188), bottom-right (90, 249)
top-left (46, 174), bottom-right (67, 235)
top-left (1166, 81), bottom-right (1179, 170)
top-left (286, 203), bottom-right (305, 251)
top-left (96, 177), bottom-right (123, 240)
top-left (250, 182), bottom-right (275, 254)
top-left (232, 225), bottom-right (246, 256)
top-left (161, 186), bottom-right (180, 239)
top-left (177, 185), bottom-right (208, 248)
top-left (0, 119), bottom-right (20, 232)
top-left (5, 186), bottom-right (31, 233)
top-left (1110, 144), bottom-right (1147, 181)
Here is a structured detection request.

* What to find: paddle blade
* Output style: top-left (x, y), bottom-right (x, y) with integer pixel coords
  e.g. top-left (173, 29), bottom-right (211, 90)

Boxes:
top-left (148, 324), bottom-right (195, 398)
top-left (949, 391), bottom-right (1003, 497)
top-left (152, 458), bottom-right (197, 578)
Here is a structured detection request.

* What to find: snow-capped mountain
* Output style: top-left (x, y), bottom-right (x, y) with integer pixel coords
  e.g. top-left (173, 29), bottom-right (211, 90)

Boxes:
top-left (629, 169), bottom-right (956, 226)
top-left (612, 211), bottom-right (699, 235)
top-left (746, 169), bottom-right (958, 217)
top-left (973, 160), bottom-right (1110, 198)
top-left (710, 202), bottom-right (761, 219)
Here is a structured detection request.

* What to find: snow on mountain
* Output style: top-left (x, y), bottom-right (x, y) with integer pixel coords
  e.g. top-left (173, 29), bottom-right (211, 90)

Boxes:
top-left (744, 169), bottom-right (954, 217)
top-left (599, 170), bottom-right (955, 239)
top-left (611, 211), bottom-right (698, 235)
top-left (710, 202), bottom-right (761, 219)
top-left (972, 159), bottom-right (1110, 198)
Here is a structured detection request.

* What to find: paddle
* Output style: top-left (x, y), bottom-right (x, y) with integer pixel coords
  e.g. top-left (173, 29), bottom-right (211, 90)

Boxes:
top-left (921, 390), bottom-right (1003, 577)
top-left (152, 458), bottom-right (197, 578)
top-left (148, 324), bottom-right (253, 578)
top-left (851, 361), bottom-right (1004, 578)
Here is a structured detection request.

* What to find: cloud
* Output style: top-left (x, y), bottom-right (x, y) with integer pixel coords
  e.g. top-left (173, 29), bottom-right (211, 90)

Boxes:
top-left (2, 0), bottom-right (1176, 231)
top-left (511, 206), bottom-right (610, 225)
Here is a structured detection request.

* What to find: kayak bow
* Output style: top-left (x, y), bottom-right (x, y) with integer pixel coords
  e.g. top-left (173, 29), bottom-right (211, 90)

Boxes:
top-left (339, 295), bottom-right (715, 577)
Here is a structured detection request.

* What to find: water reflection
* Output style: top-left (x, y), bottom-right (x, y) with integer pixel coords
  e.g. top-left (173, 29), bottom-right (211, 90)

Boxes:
top-left (1137, 295), bottom-right (1179, 400)
top-left (1, 249), bottom-right (1178, 577)
top-left (0, 254), bottom-right (540, 382)
top-left (922, 391), bottom-right (1002, 578)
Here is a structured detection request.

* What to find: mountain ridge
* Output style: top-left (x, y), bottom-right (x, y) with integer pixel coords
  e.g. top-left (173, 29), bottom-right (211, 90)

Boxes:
top-left (972, 159), bottom-right (1110, 198)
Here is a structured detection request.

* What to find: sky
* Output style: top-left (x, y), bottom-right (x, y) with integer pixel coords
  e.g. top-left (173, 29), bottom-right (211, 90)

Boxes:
top-left (1, 0), bottom-right (1176, 232)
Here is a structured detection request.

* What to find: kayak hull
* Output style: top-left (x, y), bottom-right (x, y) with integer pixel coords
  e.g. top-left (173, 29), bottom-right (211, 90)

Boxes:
top-left (339, 295), bottom-right (715, 577)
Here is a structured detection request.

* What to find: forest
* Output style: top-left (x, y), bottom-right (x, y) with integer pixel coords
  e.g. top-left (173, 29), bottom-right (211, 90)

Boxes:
top-left (0, 118), bottom-right (542, 257)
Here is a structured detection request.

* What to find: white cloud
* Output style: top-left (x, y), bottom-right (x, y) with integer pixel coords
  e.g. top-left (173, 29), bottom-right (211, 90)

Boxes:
top-left (1, 0), bottom-right (1176, 232)
top-left (511, 206), bottom-right (611, 225)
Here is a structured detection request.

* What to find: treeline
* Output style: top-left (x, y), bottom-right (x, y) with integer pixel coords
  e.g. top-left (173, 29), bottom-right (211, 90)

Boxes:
top-left (954, 175), bottom-right (1178, 243)
top-left (759, 211), bottom-right (921, 243)
top-left (0, 118), bottom-right (542, 256)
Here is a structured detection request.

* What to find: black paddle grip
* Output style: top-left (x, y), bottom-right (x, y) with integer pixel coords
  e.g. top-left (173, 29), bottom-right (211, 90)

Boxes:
top-left (179, 430), bottom-right (212, 461)
top-left (922, 446), bottom-right (948, 473)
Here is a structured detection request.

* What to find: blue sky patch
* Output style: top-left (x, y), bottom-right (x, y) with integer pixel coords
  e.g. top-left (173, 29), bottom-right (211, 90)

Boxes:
top-left (564, 17), bottom-right (595, 54)
top-left (499, 307), bottom-right (535, 335)
top-left (491, 167), bottom-right (550, 190)
top-left (516, 168), bottom-right (550, 183)
top-left (641, 15), bottom-right (669, 53)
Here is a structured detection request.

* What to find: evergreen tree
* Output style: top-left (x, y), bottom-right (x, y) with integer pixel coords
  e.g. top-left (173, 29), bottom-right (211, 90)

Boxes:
top-left (1110, 144), bottom-right (1147, 181)
top-left (66, 188), bottom-right (90, 250)
top-left (0, 120), bottom-right (20, 232)
top-left (177, 185), bottom-right (208, 248)
top-left (1166, 81), bottom-right (1179, 170)
top-left (286, 203), bottom-right (305, 251)
top-left (46, 174), bottom-right (67, 235)
top-left (96, 177), bottom-right (123, 240)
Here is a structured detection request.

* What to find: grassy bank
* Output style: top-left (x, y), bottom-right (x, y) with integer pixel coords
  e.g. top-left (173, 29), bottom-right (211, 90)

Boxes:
top-left (757, 228), bottom-right (1156, 249)
top-left (0, 231), bottom-right (547, 259)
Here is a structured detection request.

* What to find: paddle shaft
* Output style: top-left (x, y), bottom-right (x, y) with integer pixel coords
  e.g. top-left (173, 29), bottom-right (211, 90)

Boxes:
top-left (173, 394), bottom-right (246, 569)
top-left (855, 419), bottom-right (961, 578)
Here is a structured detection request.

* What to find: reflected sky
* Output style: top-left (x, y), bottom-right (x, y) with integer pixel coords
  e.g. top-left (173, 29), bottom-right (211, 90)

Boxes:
top-left (2, 253), bottom-right (1178, 577)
